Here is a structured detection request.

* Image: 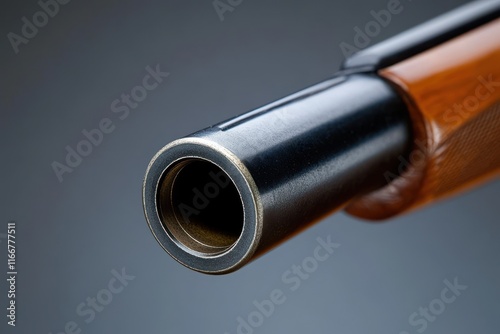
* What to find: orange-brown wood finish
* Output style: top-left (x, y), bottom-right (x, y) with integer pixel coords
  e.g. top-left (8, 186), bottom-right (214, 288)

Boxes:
top-left (347, 18), bottom-right (500, 220)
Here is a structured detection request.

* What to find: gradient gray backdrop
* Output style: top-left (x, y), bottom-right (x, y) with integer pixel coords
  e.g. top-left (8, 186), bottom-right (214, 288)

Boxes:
top-left (1, 0), bottom-right (499, 333)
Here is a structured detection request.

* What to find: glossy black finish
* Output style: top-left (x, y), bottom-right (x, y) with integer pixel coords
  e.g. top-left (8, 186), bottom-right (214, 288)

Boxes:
top-left (341, 0), bottom-right (500, 72)
top-left (143, 0), bottom-right (500, 274)
top-left (143, 74), bottom-right (412, 273)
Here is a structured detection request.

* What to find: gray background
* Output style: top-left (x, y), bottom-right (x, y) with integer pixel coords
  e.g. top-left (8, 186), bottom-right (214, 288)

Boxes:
top-left (1, 0), bottom-right (499, 333)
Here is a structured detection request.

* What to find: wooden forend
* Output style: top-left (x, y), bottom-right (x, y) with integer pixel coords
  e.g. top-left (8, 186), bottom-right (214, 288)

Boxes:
top-left (347, 18), bottom-right (500, 220)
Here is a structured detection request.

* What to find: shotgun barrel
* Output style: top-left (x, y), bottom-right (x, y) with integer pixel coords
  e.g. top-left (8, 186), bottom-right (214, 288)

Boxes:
top-left (143, 1), bottom-right (500, 274)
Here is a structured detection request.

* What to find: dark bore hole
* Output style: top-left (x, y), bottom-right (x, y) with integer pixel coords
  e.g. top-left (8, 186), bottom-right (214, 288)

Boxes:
top-left (157, 159), bottom-right (244, 254)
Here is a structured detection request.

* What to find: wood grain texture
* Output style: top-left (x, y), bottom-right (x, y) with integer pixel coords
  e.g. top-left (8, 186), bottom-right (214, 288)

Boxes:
top-left (347, 18), bottom-right (500, 220)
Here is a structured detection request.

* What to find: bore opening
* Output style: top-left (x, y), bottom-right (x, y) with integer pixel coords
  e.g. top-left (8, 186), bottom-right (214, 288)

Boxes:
top-left (157, 159), bottom-right (244, 255)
